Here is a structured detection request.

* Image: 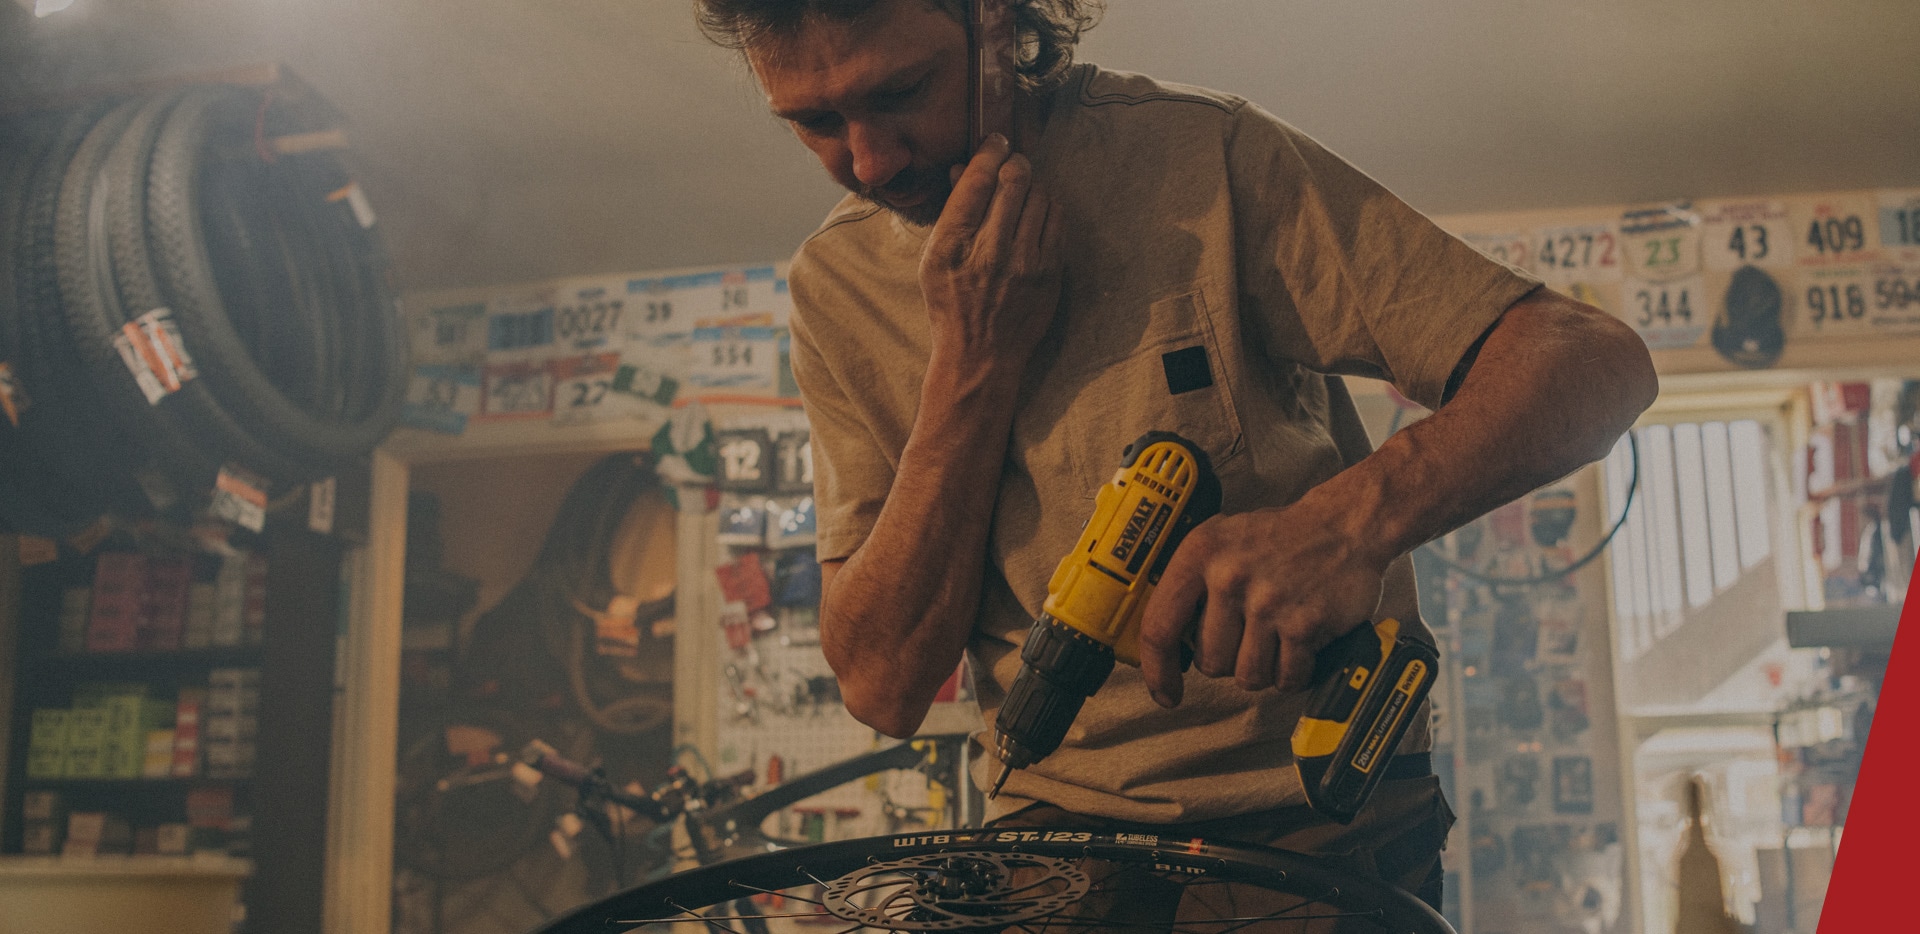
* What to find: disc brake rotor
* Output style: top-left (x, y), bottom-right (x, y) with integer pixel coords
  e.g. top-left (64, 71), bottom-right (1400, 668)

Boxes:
top-left (820, 850), bottom-right (1091, 931)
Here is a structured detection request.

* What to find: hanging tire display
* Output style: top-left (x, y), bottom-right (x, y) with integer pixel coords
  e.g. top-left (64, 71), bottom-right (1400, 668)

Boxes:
top-left (0, 82), bottom-right (408, 536)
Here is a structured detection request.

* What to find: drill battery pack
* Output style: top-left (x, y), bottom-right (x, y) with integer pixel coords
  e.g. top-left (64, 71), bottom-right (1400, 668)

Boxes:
top-left (1290, 618), bottom-right (1438, 824)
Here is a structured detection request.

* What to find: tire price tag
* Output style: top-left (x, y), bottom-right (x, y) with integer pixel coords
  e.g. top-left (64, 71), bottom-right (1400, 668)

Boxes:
top-left (1533, 223), bottom-right (1623, 285)
top-left (1461, 232), bottom-right (1534, 273)
top-left (113, 307), bottom-right (198, 404)
top-left (1796, 264), bottom-right (1920, 337)
top-left (1700, 199), bottom-right (1794, 271)
top-left (402, 364), bottom-right (480, 435)
top-left (551, 352), bottom-right (626, 425)
top-left (1622, 276), bottom-right (1707, 349)
top-left (0, 361), bottom-right (24, 427)
top-left (211, 464), bottom-right (268, 533)
top-left (480, 360), bottom-right (554, 420)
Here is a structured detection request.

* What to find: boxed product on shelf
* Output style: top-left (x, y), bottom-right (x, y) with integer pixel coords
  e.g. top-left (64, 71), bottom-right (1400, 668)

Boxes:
top-left (243, 553), bottom-right (268, 645)
top-left (86, 552), bottom-right (148, 652)
top-left (211, 553), bottom-right (249, 647)
top-left (171, 686), bottom-right (206, 777)
top-left (184, 574), bottom-right (218, 649)
top-left (62, 706), bottom-right (111, 778)
top-left (58, 587), bottom-right (92, 654)
top-left (142, 554), bottom-right (194, 652)
top-left (20, 791), bottom-right (65, 855)
top-left (26, 708), bottom-right (70, 779)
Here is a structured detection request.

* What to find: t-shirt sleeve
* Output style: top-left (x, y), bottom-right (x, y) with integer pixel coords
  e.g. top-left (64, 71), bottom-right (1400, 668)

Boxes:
top-left (786, 257), bottom-right (894, 564)
top-left (1226, 101), bottom-right (1542, 410)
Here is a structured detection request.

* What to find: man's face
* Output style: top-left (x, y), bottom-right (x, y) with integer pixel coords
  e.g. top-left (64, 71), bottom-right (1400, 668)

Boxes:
top-left (749, 0), bottom-right (972, 226)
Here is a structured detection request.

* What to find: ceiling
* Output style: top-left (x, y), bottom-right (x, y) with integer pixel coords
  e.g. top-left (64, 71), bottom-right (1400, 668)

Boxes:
top-left (4, 0), bottom-right (1918, 292)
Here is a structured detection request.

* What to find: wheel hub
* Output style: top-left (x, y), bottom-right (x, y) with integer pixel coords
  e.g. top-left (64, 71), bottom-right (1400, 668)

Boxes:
top-left (821, 850), bottom-right (1091, 931)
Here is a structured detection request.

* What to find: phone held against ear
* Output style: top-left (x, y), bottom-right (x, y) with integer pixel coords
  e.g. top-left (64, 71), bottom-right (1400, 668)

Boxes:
top-left (968, 0), bottom-right (1017, 152)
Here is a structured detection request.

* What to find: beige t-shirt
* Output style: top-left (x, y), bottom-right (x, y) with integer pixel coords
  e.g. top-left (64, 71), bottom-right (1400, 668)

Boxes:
top-left (787, 64), bottom-right (1542, 824)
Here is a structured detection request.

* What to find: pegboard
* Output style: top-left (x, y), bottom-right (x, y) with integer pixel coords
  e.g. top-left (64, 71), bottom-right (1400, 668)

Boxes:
top-left (699, 408), bottom-right (974, 843)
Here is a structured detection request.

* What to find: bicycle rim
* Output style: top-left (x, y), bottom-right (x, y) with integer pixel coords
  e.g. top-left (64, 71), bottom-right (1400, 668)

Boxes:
top-left (535, 828), bottom-right (1455, 934)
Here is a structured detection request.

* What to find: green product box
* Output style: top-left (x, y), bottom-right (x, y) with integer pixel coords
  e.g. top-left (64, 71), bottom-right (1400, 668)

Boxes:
top-left (62, 707), bottom-right (111, 778)
top-left (27, 709), bottom-right (70, 779)
top-left (102, 695), bottom-right (175, 779)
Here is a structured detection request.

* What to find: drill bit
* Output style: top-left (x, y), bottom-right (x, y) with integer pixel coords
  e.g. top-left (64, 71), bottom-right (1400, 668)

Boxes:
top-left (988, 762), bottom-right (1012, 799)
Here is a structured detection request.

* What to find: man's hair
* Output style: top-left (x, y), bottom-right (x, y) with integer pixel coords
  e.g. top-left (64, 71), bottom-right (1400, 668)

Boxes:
top-left (696, 0), bottom-right (1104, 92)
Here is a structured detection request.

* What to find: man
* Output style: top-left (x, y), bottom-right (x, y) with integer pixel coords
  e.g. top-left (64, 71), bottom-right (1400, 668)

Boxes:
top-left (696, 0), bottom-right (1657, 915)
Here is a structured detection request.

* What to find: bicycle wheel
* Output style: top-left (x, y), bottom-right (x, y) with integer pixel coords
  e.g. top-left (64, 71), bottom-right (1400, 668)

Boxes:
top-left (535, 827), bottom-right (1455, 934)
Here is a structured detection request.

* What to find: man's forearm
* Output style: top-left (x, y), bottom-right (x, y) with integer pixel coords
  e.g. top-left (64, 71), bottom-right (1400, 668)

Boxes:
top-left (1308, 290), bottom-right (1658, 567)
top-left (820, 354), bottom-right (1023, 737)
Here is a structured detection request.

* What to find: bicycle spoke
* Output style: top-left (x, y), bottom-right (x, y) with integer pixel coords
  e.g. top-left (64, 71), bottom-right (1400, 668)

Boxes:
top-left (725, 880), bottom-right (829, 907)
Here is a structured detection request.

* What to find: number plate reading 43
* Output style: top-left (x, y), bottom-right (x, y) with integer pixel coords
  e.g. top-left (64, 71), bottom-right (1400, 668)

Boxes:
top-left (1799, 266), bottom-right (1920, 336)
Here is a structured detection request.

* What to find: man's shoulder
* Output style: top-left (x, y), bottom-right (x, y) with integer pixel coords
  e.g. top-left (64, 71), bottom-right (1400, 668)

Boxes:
top-left (1067, 64), bottom-right (1250, 118)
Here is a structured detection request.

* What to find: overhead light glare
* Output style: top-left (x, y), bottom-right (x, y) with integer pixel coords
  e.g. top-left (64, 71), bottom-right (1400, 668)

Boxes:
top-left (34, 0), bottom-right (75, 16)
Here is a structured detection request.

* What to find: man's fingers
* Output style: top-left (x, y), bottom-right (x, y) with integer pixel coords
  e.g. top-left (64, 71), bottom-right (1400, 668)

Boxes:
top-left (1193, 589), bottom-right (1242, 679)
top-left (932, 134), bottom-right (1012, 247)
top-left (1275, 631), bottom-right (1322, 692)
top-left (1138, 553), bottom-right (1207, 708)
top-left (975, 154), bottom-right (1033, 263)
top-left (1234, 621), bottom-right (1279, 692)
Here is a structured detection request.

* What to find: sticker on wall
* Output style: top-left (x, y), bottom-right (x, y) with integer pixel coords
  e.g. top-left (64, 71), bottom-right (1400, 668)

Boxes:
top-left (1876, 189), bottom-right (1920, 261)
top-left (411, 301), bottom-right (488, 365)
top-left (1461, 231), bottom-right (1535, 274)
top-left (401, 363), bottom-right (481, 435)
top-left (690, 315), bottom-right (780, 391)
top-left (1700, 199), bottom-right (1795, 270)
top-left (1619, 275), bottom-right (1707, 349)
top-left (1618, 204), bottom-right (1707, 349)
top-left (553, 282), bottom-right (627, 353)
top-left (1791, 194), bottom-right (1881, 267)
top-left (1532, 222), bottom-right (1623, 285)
top-left (479, 359), bottom-right (554, 420)
top-left (550, 352), bottom-right (629, 425)
top-left (1713, 265), bottom-right (1787, 368)
top-left (1622, 203), bottom-right (1702, 282)
top-left (1787, 264), bottom-right (1920, 337)
top-left (485, 289), bottom-right (559, 361)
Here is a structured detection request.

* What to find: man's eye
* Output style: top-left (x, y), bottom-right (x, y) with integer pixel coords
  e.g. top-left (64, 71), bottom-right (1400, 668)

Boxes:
top-left (873, 80), bottom-right (927, 111)
top-left (796, 113), bottom-right (843, 133)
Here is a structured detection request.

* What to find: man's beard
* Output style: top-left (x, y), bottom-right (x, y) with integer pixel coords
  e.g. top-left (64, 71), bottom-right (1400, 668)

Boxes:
top-left (853, 160), bottom-right (962, 227)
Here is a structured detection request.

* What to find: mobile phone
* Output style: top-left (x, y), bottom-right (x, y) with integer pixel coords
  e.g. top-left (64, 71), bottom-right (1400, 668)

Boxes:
top-left (967, 0), bottom-right (1016, 152)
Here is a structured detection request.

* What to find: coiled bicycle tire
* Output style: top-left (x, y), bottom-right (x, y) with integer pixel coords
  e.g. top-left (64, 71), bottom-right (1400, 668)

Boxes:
top-left (10, 100), bottom-right (151, 522)
top-left (536, 829), bottom-right (1456, 934)
top-left (145, 85), bottom-right (405, 468)
top-left (88, 87), bottom-right (319, 486)
top-left (0, 111), bottom-right (107, 536)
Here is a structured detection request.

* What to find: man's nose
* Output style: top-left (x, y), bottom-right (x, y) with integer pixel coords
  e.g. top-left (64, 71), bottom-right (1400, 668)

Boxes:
top-left (847, 120), bottom-right (910, 189)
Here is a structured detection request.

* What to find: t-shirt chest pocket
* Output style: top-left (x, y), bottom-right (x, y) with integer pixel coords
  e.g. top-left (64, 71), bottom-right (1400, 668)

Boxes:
top-left (1018, 282), bottom-right (1246, 499)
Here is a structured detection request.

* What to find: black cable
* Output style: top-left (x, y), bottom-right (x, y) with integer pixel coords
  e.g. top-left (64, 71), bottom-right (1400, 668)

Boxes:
top-left (1415, 430), bottom-right (1640, 587)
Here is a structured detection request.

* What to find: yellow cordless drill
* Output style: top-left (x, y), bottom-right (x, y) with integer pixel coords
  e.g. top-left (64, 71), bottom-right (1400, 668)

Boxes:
top-left (987, 431), bottom-right (1437, 825)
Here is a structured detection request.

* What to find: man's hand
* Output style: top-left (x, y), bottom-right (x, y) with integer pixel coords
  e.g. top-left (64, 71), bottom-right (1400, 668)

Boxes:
top-left (1137, 492), bottom-right (1390, 708)
top-left (1132, 289), bottom-right (1656, 711)
top-left (919, 134), bottom-right (1064, 376)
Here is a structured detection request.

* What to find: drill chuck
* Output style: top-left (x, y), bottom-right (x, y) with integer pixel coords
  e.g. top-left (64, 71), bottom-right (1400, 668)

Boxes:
top-left (993, 614), bottom-right (1117, 777)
